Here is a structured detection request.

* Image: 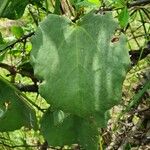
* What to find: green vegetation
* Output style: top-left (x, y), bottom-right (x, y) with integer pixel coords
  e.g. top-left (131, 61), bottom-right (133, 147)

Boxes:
top-left (0, 0), bottom-right (150, 149)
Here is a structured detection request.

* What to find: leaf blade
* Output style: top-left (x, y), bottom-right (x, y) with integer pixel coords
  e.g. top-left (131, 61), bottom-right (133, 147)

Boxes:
top-left (31, 12), bottom-right (130, 118)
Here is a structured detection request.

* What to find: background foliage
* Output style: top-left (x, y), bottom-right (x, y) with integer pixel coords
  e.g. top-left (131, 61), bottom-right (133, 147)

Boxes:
top-left (0, 0), bottom-right (150, 149)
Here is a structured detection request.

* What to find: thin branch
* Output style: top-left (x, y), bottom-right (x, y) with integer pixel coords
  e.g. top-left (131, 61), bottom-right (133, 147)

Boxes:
top-left (97, 0), bottom-right (150, 12)
top-left (19, 69), bottom-right (38, 83)
top-left (129, 45), bottom-right (150, 65)
top-left (141, 8), bottom-right (150, 21)
top-left (15, 83), bottom-right (38, 92)
top-left (0, 63), bottom-right (16, 75)
top-left (0, 62), bottom-right (37, 83)
top-left (139, 9), bottom-right (149, 40)
top-left (129, 24), bottom-right (141, 48)
top-left (65, 0), bottom-right (75, 17)
top-left (128, 34), bottom-right (150, 40)
top-left (0, 63), bottom-right (38, 92)
top-left (129, 0), bottom-right (150, 8)
top-left (0, 32), bottom-right (34, 52)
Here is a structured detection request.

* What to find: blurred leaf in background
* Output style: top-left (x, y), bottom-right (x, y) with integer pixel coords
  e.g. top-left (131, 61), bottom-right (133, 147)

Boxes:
top-left (118, 7), bottom-right (129, 28)
top-left (0, 0), bottom-right (29, 19)
top-left (0, 32), bottom-right (5, 44)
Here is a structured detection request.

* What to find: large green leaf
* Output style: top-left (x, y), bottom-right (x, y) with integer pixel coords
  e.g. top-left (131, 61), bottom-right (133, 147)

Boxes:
top-left (41, 109), bottom-right (99, 150)
top-left (0, 76), bottom-right (37, 131)
top-left (0, 0), bottom-right (29, 19)
top-left (31, 11), bottom-right (130, 119)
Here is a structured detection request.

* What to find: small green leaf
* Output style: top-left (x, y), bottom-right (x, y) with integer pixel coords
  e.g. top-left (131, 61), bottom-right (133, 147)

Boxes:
top-left (11, 26), bottom-right (24, 39)
top-left (0, 76), bottom-right (37, 131)
top-left (118, 7), bottom-right (129, 28)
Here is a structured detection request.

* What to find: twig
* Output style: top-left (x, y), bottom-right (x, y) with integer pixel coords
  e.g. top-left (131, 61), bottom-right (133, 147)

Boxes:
top-left (97, 0), bottom-right (150, 12)
top-left (129, 0), bottom-right (150, 8)
top-left (0, 63), bottom-right (16, 75)
top-left (139, 9), bottom-right (149, 40)
top-left (15, 83), bottom-right (38, 92)
top-left (141, 8), bottom-right (150, 21)
top-left (129, 47), bottom-right (150, 65)
top-left (0, 62), bottom-right (37, 83)
top-left (0, 32), bottom-right (34, 52)
top-left (129, 24), bottom-right (141, 48)
top-left (128, 34), bottom-right (150, 40)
